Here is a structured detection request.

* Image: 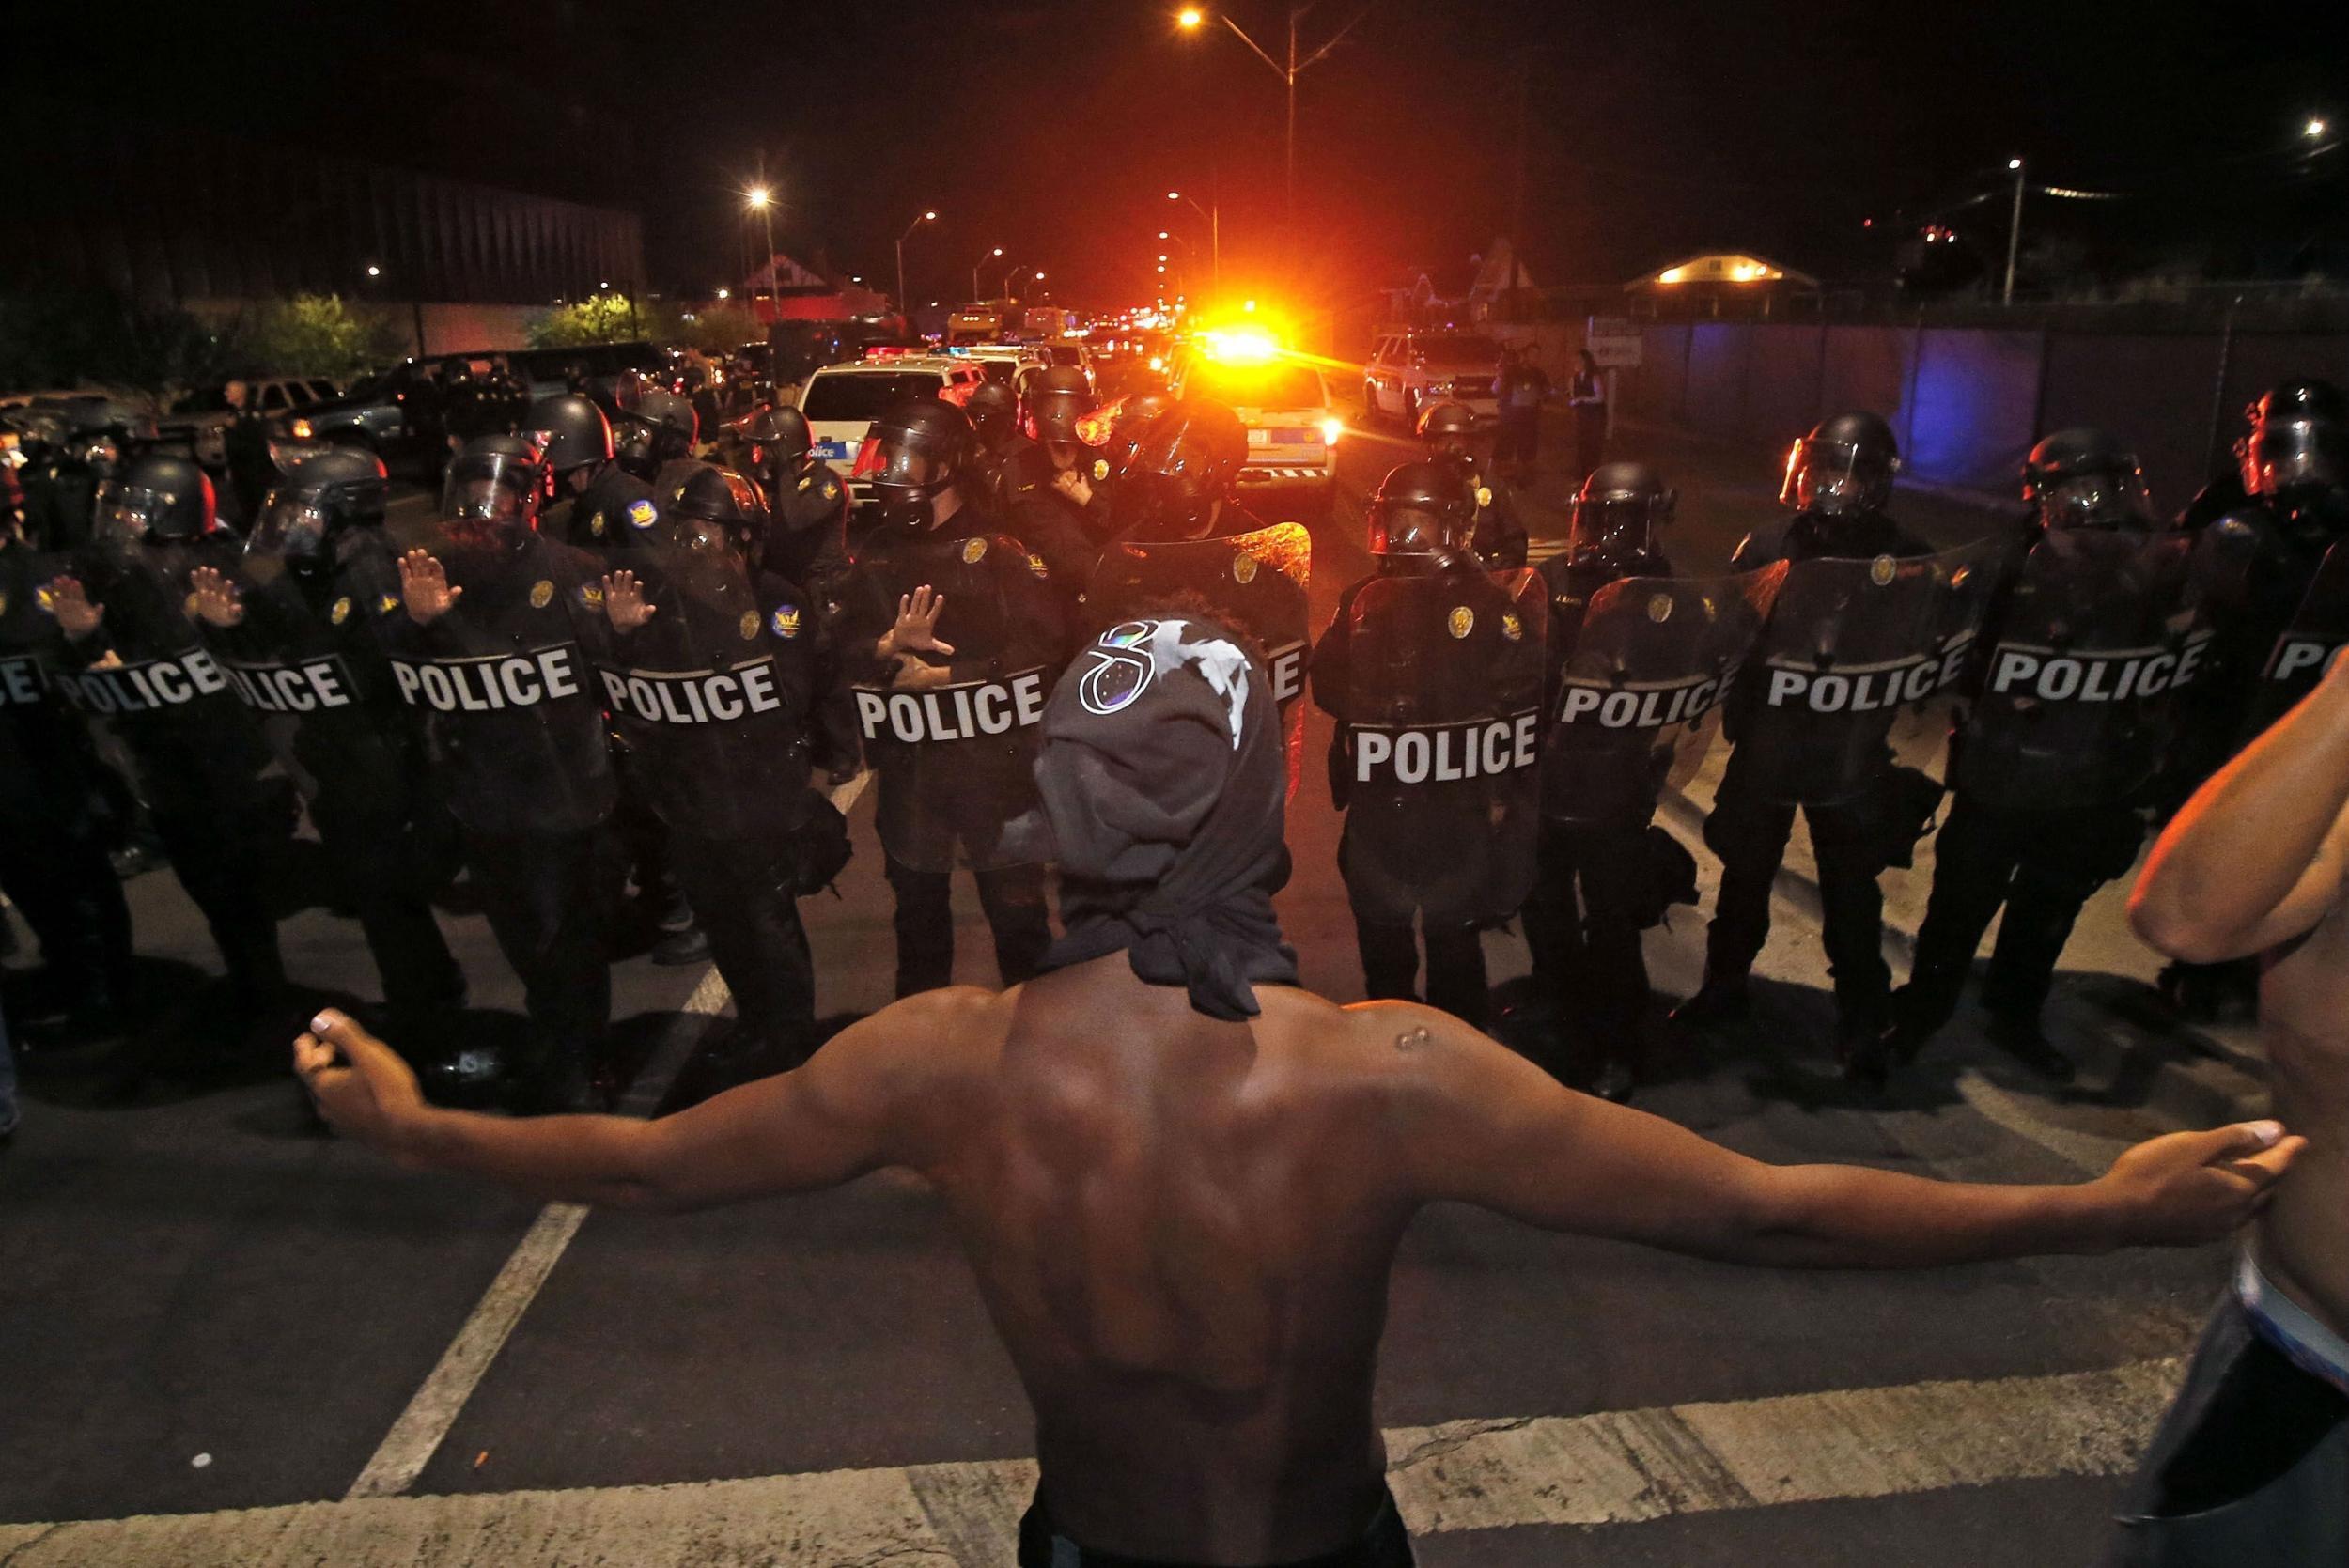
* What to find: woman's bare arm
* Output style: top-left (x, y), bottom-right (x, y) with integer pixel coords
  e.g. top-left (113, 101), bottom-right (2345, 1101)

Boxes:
top-left (2131, 655), bottom-right (2349, 963)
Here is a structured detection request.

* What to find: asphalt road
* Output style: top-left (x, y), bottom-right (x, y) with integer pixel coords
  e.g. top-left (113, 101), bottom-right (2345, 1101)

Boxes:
top-left (0, 408), bottom-right (2257, 1566)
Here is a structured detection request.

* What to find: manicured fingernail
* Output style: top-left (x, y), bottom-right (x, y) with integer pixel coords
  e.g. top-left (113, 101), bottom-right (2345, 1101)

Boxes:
top-left (2248, 1120), bottom-right (2283, 1145)
top-left (311, 1012), bottom-right (336, 1035)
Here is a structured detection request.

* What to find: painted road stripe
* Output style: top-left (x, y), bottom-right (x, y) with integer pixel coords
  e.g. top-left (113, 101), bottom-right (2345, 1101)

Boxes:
top-left (343, 970), bottom-right (735, 1501)
top-left (8, 1358), bottom-right (2178, 1565)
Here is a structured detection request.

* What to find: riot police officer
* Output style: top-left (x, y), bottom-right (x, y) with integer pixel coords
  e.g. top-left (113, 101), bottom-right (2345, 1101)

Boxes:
top-left (594, 466), bottom-right (825, 1083)
top-left (380, 434), bottom-right (618, 1110)
top-left (964, 381), bottom-right (1031, 510)
top-left (614, 387), bottom-right (700, 484)
top-left (1673, 411), bottom-right (1936, 1063)
top-left (837, 397), bottom-right (1060, 996)
top-left (48, 455), bottom-right (292, 1035)
top-left (1419, 400), bottom-right (1528, 569)
top-left (1520, 463), bottom-right (1683, 1098)
top-left (531, 393), bottom-right (651, 553)
top-left (182, 445), bottom-right (469, 1059)
top-left (2177, 380), bottom-right (2345, 533)
top-left (1313, 461), bottom-right (1534, 1027)
top-left (1107, 398), bottom-right (1259, 542)
top-left (742, 402), bottom-right (859, 782)
top-left (1001, 365), bottom-right (1112, 587)
top-left (1868, 430), bottom-right (2187, 1084)
top-left (0, 526), bottom-right (132, 1035)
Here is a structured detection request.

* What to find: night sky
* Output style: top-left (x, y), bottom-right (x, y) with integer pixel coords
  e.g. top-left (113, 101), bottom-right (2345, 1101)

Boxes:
top-left (57, 0), bottom-right (2349, 307)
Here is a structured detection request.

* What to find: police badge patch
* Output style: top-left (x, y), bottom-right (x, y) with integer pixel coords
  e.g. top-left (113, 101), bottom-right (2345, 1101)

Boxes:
top-left (330, 596), bottom-right (352, 626)
top-left (962, 537), bottom-right (988, 565)
top-left (796, 474), bottom-right (813, 492)
top-left (184, 592), bottom-right (202, 618)
top-left (739, 610), bottom-right (759, 640)
top-left (1475, 486), bottom-right (1494, 509)
top-left (1232, 553), bottom-right (1259, 585)
top-left (1501, 611), bottom-right (1523, 641)
top-left (1447, 605), bottom-right (1474, 639)
top-left (627, 499), bottom-right (659, 530)
top-left (772, 604), bottom-right (802, 638)
top-left (1028, 552), bottom-right (1049, 581)
top-left (588, 511), bottom-right (607, 537)
top-left (530, 580), bottom-right (554, 609)
top-left (1647, 592), bottom-right (1673, 623)
top-left (1092, 458), bottom-right (1110, 482)
top-left (1870, 554), bottom-right (1896, 586)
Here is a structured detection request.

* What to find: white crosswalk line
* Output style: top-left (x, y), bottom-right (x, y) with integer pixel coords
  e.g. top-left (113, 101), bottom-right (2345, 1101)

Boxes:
top-left (5, 1358), bottom-right (2178, 1566)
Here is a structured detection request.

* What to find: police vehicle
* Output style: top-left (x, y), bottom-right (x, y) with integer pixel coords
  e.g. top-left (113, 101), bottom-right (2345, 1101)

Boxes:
top-left (795, 356), bottom-right (987, 507)
top-left (1170, 328), bottom-right (1343, 500)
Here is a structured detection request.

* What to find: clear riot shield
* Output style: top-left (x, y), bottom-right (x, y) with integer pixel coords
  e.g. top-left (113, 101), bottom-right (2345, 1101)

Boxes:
top-left (1729, 538), bottom-right (2003, 807)
top-left (849, 532), bottom-right (1058, 872)
top-left (1954, 531), bottom-right (2211, 810)
top-left (593, 548), bottom-right (810, 844)
top-left (1341, 569), bottom-right (1547, 924)
top-left (1543, 567), bottom-right (1783, 824)
top-left (2250, 538), bottom-right (2349, 735)
top-left (376, 528), bottom-right (616, 838)
top-left (1085, 522), bottom-right (1313, 780)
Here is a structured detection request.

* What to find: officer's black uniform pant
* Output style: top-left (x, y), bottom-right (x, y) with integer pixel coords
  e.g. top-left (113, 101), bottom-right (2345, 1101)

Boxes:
top-left (1702, 755), bottom-right (1891, 1027)
top-left (671, 830), bottom-right (817, 1062)
top-left (0, 808), bottom-right (132, 1003)
top-left (1353, 914), bottom-right (1489, 1028)
top-left (1896, 793), bottom-right (2143, 1040)
top-left (1521, 819), bottom-right (1650, 1057)
top-left (308, 791), bottom-right (465, 1034)
top-left (151, 804), bottom-right (286, 1005)
top-left (463, 828), bottom-right (612, 1076)
top-left (885, 857), bottom-right (1052, 998)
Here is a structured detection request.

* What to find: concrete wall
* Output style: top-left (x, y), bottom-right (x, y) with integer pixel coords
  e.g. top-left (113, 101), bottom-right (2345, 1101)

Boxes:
top-left (1624, 319), bottom-right (2349, 512)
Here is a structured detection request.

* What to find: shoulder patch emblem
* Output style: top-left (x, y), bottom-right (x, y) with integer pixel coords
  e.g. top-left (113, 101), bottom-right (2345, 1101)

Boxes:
top-left (529, 579), bottom-right (554, 610)
top-left (822, 479), bottom-right (838, 500)
top-left (581, 582), bottom-right (605, 609)
top-left (379, 592), bottom-right (401, 615)
top-left (626, 499), bottom-right (658, 530)
top-left (588, 510), bottom-right (607, 537)
top-left (1447, 605), bottom-right (1474, 640)
top-left (329, 595), bottom-right (352, 626)
top-left (1232, 552), bottom-right (1259, 585)
top-left (1475, 486), bottom-right (1494, 510)
top-left (35, 585), bottom-right (54, 613)
top-left (796, 474), bottom-right (813, 493)
top-left (183, 591), bottom-right (202, 618)
top-left (771, 604), bottom-right (802, 639)
top-left (1091, 458), bottom-right (1110, 482)
top-left (1870, 554), bottom-right (1896, 586)
top-left (1027, 552), bottom-right (1050, 581)
top-left (962, 536), bottom-right (988, 565)
top-left (1647, 592), bottom-right (1673, 623)
top-left (1501, 611), bottom-right (1522, 641)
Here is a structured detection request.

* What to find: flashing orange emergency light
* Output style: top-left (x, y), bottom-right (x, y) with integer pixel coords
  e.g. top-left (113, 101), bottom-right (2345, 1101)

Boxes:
top-left (1200, 325), bottom-right (1280, 364)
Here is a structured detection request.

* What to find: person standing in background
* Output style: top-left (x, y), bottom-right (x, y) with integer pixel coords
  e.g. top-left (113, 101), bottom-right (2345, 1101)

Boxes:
top-left (1568, 349), bottom-right (1608, 484)
top-left (1491, 346), bottom-right (1550, 480)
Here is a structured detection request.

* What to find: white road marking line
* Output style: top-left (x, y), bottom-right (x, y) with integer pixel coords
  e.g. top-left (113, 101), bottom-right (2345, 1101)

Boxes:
top-left (1953, 1067), bottom-right (2128, 1177)
top-left (12, 1358), bottom-right (2179, 1565)
top-left (342, 969), bottom-right (735, 1501)
top-left (828, 768), bottom-right (874, 817)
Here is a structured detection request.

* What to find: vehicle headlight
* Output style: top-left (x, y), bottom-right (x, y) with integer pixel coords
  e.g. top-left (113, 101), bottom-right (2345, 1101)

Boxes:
top-left (1320, 417), bottom-right (1344, 445)
top-left (289, 417), bottom-right (314, 440)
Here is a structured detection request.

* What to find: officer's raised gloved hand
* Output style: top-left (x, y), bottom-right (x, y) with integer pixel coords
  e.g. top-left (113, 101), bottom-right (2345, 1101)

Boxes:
top-left (878, 584), bottom-right (955, 660)
top-left (49, 576), bottom-right (103, 640)
top-left (602, 569), bottom-right (657, 631)
top-left (187, 566), bottom-right (245, 628)
top-left (1053, 467), bottom-right (1094, 508)
top-left (398, 550), bottom-right (463, 626)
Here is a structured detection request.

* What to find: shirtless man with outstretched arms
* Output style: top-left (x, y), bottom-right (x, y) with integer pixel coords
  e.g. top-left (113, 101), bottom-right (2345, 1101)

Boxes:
top-left (2119, 644), bottom-right (2349, 1561)
top-left (303, 612), bottom-right (2296, 1568)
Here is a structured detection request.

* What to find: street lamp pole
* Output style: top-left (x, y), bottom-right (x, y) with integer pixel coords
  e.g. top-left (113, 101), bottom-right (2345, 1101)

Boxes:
top-left (2001, 157), bottom-right (2025, 306)
top-left (1180, 6), bottom-right (1369, 232)
top-left (895, 210), bottom-right (937, 324)
top-left (972, 246), bottom-right (1003, 303)
top-left (1167, 192), bottom-right (1220, 289)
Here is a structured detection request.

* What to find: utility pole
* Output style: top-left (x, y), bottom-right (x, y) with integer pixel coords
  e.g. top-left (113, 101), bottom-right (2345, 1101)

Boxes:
top-left (2001, 157), bottom-right (2025, 306)
top-left (1285, 8), bottom-right (1299, 231)
top-left (1508, 60), bottom-right (1528, 322)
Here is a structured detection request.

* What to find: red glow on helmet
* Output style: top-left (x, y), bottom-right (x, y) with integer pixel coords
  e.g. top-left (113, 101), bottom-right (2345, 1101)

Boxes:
top-left (1074, 399), bottom-right (1120, 446)
top-left (849, 436), bottom-right (884, 478)
top-left (940, 380), bottom-right (979, 408)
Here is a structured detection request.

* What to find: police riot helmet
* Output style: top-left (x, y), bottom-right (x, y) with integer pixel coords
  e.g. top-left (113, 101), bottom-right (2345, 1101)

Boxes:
top-left (667, 464), bottom-right (770, 565)
top-left (1569, 462), bottom-right (1675, 563)
top-left (440, 433), bottom-right (545, 527)
top-left (635, 387), bottom-right (699, 455)
top-left (1119, 398), bottom-right (1247, 538)
top-left (1366, 460), bottom-right (1475, 559)
top-left (1105, 389), bottom-right (1175, 475)
top-left (1024, 365), bottom-right (1097, 446)
top-left (2239, 380), bottom-right (2347, 502)
top-left (96, 452), bottom-right (216, 549)
top-left (9, 408), bottom-right (69, 458)
top-left (2021, 428), bottom-right (2151, 532)
top-left (1416, 400), bottom-right (1483, 458)
top-left (251, 443), bottom-right (390, 567)
top-left (966, 381), bottom-right (1019, 444)
top-left (862, 396), bottom-right (970, 525)
top-left (1780, 411), bottom-right (1899, 518)
top-left (743, 403), bottom-right (814, 468)
top-left (525, 394), bottom-right (614, 481)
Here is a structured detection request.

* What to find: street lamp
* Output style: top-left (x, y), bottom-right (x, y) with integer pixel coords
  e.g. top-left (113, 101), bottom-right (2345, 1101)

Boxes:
top-left (2001, 157), bottom-right (2025, 306)
top-left (972, 246), bottom-right (1004, 302)
top-left (1166, 191), bottom-right (1221, 288)
top-left (366, 264), bottom-right (381, 278)
top-left (895, 209), bottom-right (937, 318)
top-left (716, 287), bottom-right (730, 300)
top-left (2308, 116), bottom-right (2330, 140)
top-left (745, 184), bottom-right (777, 303)
top-left (1175, 7), bottom-right (1369, 227)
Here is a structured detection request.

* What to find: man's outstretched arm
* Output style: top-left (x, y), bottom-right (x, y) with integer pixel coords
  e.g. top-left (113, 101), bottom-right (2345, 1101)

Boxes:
top-left (295, 998), bottom-right (988, 1211)
top-left (2130, 651), bottom-right (2349, 963)
top-left (1376, 1004), bottom-right (2298, 1268)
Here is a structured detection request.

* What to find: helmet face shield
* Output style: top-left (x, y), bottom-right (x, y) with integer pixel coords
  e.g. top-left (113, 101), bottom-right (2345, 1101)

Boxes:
top-left (2245, 420), bottom-right (2348, 498)
top-left (251, 492), bottom-right (334, 562)
top-left (2037, 467), bottom-right (2149, 532)
top-left (1569, 493), bottom-right (1659, 559)
top-left (1367, 500), bottom-right (1463, 557)
top-left (439, 450), bottom-right (541, 526)
top-left (92, 486), bottom-right (148, 554)
top-left (1782, 437), bottom-right (1894, 517)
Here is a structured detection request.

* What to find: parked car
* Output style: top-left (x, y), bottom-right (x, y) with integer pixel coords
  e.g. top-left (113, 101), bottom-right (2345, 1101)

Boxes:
top-left (154, 377), bottom-right (339, 469)
top-left (1361, 330), bottom-right (1503, 429)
